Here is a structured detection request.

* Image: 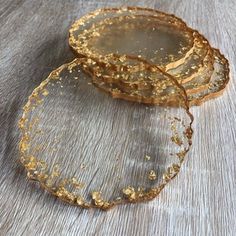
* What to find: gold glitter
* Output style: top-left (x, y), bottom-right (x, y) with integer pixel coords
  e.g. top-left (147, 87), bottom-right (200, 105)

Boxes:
top-left (123, 186), bottom-right (136, 200)
top-left (80, 164), bottom-right (86, 169)
top-left (42, 89), bottom-right (49, 96)
top-left (148, 170), bottom-right (157, 180)
top-left (171, 135), bottom-right (183, 146)
top-left (145, 155), bottom-right (151, 161)
top-left (91, 191), bottom-right (110, 209)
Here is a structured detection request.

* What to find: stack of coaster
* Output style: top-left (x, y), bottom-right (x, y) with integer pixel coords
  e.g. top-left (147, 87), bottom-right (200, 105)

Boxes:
top-left (18, 7), bottom-right (230, 210)
top-left (69, 7), bottom-right (230, 106)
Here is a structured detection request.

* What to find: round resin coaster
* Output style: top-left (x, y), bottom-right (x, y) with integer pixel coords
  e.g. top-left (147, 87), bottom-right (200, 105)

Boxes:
top-left (76, 15), bottom-right (193, 66)
top-left (76, 15), bottom-right (214, 80)
top-left (19, 58), bottom-right (193, 210)
top-left (69, 7), bottom-right (199, 69)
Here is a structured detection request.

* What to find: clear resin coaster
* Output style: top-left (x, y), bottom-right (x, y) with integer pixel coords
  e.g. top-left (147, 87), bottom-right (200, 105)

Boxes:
top-left (69, 7), bottom-right (192, 68)
top-left (19, 58), bottom-right (193, 210)
top-left (76, 15), bottom-right (214, 87)
top-left (70, 13), bottom-right (195, 69)
top-left (69, 7), bottom-right (214, 76)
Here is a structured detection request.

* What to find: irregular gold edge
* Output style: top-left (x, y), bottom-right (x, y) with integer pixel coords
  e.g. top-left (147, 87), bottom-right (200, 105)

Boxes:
top-left (77, 18), bottom-right (214, 81)
top-left (180, 47), bottom-right (215, 95)
top-left (178, 47), bottom-right (214, 85)
top-left (189, 48), bottom-right (230, 106)
top-left (81, 49), bottom-right (213, 102)
top-left (172, 33), bottom-right (215, 85)
top-left (81, 55), bottom-right (195, 108)
top-left (18, 57), bottom-right (193, 211)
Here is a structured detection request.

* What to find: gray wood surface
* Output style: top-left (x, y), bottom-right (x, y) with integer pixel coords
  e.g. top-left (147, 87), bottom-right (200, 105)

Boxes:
top-left (0, 0), bottom-right (235, 235)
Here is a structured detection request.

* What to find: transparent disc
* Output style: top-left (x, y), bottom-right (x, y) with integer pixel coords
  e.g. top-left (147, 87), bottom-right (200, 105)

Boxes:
top-left (71, 14), bottom-right (194, 68)
top-left (19, 58), bottom-right (193, 210)
top-left (70, 8), bottom-right (213, 79)
top-left (69, 7), bottom-right (205, 69)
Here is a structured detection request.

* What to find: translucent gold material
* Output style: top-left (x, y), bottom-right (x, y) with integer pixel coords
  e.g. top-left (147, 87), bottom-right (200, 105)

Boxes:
top-left (19, 58), bottom-right (193, 210)
top-left (69, 7), bottom-right (214, 75)
top-left (82, 53), bottom-right (214, 97)
top-left (82, 58), bottom-right (194, 105)
top-left (79, 15), bottom-right (193, 66)
top-left (166, 35), bottom-right (214, 84)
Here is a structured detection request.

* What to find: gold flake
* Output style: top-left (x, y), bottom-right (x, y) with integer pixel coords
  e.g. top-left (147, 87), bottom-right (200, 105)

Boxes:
top-left (42, 89), bottom-right (49, 96)
top-left (123, 186), bottom-right (136, 200)
top-left (148, 170), bottom-right (157, 180)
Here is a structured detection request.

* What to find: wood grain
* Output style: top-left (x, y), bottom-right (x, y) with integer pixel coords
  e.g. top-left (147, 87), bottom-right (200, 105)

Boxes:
top-left (0, 0), bottom-right (235, 235)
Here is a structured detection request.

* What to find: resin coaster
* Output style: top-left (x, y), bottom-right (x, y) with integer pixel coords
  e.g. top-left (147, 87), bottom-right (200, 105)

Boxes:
top-left (86, 48), bottom-right (229, 106)
top-left (69, 7), bottom-right (214, 75)
top-left (19, 58), bottom-right (193, 210)
top-left (75, 15), bottom-right (214, 89)
top-left (70, 12), bottom-right (195, 69)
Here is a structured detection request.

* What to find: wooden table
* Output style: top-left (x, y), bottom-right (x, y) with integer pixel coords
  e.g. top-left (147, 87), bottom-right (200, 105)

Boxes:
top-left (0, 0), bottom-right (235, 235)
